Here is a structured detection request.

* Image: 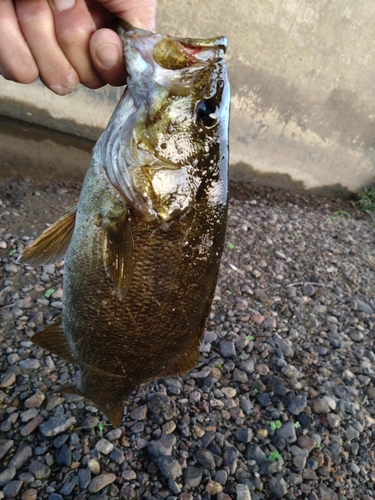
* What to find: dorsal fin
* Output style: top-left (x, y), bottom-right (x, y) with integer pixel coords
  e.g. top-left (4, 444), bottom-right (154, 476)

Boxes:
top-left (32, 319), bottom-right (77, 364)
top-left (19, 206), bottom-right (77, 265)
top-left (103, 210), bottom-right (134, 300)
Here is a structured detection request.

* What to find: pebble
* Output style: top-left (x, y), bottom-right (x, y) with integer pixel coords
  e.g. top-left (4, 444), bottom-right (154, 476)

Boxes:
top-left (21, 490), bottom-right (38, 500)
top-left (28, 460), bottom-right (51, 479)
top-left (88, 473), bottom-right (116, 493)
top-left (87, 459), bottom-right (101, 475)
top-left (157, 456), bottom-right (182, 479)
top-left (269, 477), bottom-right (288, 498)
top-left (0, 440), bottom-right (14, 461)
top-left (0, 372), bottom-right (16, 388)
top-left (95, 438), bottom-right (114, 455)
top-left (183, 467), bottom-right (203, 488)
top-left (220, 341), bottom-right (236, 357)
top-left (9, 445), bottom-right (33, 470)
top-left (2, 480), bottom-right (23, 498)
top-left (310, 398), bottom-right (330, 414)
top-left (0, 467), bottom-right (16, 488)
top-left (236, 484), bottom-right (252, 500)
top-left (78, 469), bottom-right (91, 489)
top-left (39, 414), bottom-right (76, 437)
top-left (196, 448), bottom-right (216, 470)
top-left (18, 359), bottom-right (40, 370)
top-left (148, 435), bottom-right (176, 457)
top-left (277, 422), bottom-right (297, 443)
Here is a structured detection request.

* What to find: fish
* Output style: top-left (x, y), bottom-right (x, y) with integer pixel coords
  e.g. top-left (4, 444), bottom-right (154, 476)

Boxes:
top-left (19, 22), bottom-right (230, 427)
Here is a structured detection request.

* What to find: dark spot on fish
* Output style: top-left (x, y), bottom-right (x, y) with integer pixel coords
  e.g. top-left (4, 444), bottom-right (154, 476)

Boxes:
top-left (196, 99), bottom-right (217, 128)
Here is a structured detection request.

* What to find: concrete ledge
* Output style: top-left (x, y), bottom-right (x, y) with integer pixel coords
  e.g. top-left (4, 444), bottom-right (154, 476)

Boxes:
top-left (0, 115), bottom-right (93, 183)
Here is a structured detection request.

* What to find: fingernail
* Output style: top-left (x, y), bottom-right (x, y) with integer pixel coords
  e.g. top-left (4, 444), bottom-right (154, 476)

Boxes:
top-left (53, 0), bottom-right (75, 12)
top-left (97, 44), bottom-right (119, 69)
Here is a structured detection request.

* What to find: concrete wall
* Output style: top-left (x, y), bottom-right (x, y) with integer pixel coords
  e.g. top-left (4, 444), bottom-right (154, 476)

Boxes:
top-left (1, 0), bottom-right (375, 195)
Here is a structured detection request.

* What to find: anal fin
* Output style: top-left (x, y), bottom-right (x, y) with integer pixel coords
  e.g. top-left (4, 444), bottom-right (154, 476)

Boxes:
top-left (103, 209), bottom-right (134, 300)
top-left (58, 385), bottom-right (124, 427)
top-left (19, 206), bottom-right (77, 265)
top-left (32, 320), bottom-right (77, 364)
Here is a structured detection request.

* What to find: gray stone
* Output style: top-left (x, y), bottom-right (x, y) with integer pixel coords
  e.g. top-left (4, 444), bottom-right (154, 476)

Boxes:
top-left (88, 473), bottom-right (116, 493)
top-left (290, 445), bottom-right (309, 457)
top-left (55, 445), bottom-right (72, 467)
top-left (317, 483), bottom-right (339, 500)
top-left (18, 359), bottom-right (40, 370)
top-left (105, 428), bottom-right (122, 441)
top-left (269, 477), bottom-right (288, 498)
top-left (184, 467), bottom-right (203, 488)
top-left (29, 460), bottom-right (51, 479)
top-left (288, 396), bottom-right (307, 415)
top-left (214, 469), bottom-right (228, 485)
top-left (95, 438), bottom-right (113, 455)
top-left (356, 299), bottom-right (373, 314)
top-left (9, 445), bottom-right (33, 470)
top-left (196, 449), bottom-right (216, 470)
top-left (2, 480), bottom-right (23, 498)
top-left (236, 428), bottom-right (253, 443)
top-left (129, 405), bottom-right (148, 421)
top-left (109, 447), bottom-right (125, 464)
top-left (39, 414), bottom-right (76, 437)
top-left (60, 482), bottom-right (75, 496)
top-left (277, 421), bottom-right (297, 443)
top-left (148, 434), bottom-right (176, 457)
top-left (0, 440), bottom-right (14, 461)
top-left (78, 469), bottom-right (91, 489)
top-left (223, 446), bottom-right (238, 474)
top-left (0, 467), bottom-right (16, 488)
top-left (220, 341), bottom-right (236, 357)
top-left (157, 456), bottom-right (182, 479)
top-left (236, 484), bottom-right (252, 500)
top-left (245, 444), bottom-right (268, 464)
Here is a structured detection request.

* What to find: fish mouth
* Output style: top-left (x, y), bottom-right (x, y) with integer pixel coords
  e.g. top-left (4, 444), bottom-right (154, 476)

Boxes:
top-left (97, 24), bottom-right (228, 221)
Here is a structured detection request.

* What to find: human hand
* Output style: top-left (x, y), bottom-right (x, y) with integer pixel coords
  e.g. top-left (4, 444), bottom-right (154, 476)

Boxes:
top-left (0, 0), bottom-right (157, 95)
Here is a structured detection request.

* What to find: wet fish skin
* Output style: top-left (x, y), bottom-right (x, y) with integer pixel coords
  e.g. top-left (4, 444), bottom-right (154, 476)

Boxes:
top-left (19, 24), bottom-right (230, 426)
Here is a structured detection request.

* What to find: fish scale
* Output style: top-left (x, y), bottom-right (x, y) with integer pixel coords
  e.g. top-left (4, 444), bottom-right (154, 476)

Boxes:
top-left (19, 22), bottom-right (230, 426)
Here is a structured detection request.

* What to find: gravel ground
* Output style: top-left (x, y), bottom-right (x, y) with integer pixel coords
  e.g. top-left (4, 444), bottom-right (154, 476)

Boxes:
top-left (1, 179), bottom-right (375, 500)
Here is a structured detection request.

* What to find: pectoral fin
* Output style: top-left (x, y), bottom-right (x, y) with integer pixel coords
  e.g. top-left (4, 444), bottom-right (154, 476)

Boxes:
top-left (32, 319), bottom-right (76, 364)
top-left (103, 210), bottom-right (134, 300)
top-left (19, 206), bottom-right (77, 265)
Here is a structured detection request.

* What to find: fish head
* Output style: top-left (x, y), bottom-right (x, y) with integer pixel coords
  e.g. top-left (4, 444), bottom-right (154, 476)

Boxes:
top-left (99, 23), bottom-right (230, 221)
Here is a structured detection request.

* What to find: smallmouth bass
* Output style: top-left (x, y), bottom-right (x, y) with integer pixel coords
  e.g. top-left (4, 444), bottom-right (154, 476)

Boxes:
top-left (20, 23), bottom-right (230, 426)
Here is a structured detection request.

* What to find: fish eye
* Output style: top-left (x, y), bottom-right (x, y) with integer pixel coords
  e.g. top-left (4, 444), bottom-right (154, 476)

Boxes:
top-left (196, 99), bottom-right (217, 128)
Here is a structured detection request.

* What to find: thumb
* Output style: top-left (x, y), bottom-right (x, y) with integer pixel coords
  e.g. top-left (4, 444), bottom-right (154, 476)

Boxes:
top-left (97, 0), bottom-right (157, 31)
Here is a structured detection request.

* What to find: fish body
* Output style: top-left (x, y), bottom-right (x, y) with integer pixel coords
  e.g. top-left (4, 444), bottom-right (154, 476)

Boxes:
top-left (20, 23), bottom-right (230, 426)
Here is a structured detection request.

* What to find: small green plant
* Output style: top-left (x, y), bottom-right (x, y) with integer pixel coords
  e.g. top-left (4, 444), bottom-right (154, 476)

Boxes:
top-left (73, 421), bottom-right (111, 436)
top-left (216, 363), bottom-right (222, 370)
top-left (357, 187), bottom-right (375, 221)
top-left (227, 242), bottom-right (235, 250)
top-left (314, 442), bottom-right (322, 449)
top-left (323, 210), bottom-right (351, 226)
top-left (294, 232), bottom-right (301, 239)
top-left (44, 288), bottom-right (55, 298)
top-left (246, 334), bottom-right (254, 341)
top-left (252, 387), bottom-right (259, 394)
top-left (9, 249), bottom-right (17, 256)
top-left (268, 450), bottom-right (282, 461)
top-left (270, 420), bottom-right (282, 431)
top-left (294, 421), bottom-right (301, 429)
